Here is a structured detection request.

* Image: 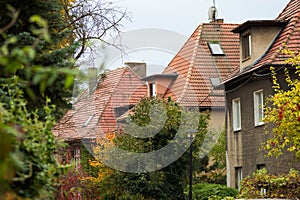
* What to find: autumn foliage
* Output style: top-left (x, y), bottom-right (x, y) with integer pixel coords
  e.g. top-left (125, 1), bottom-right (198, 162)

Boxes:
top-left (263, 50), bottom-right (300, 158)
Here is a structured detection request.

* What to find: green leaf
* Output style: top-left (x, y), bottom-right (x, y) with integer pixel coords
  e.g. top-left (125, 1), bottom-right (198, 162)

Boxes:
top-left (64, 75), bottom-right (74, 88)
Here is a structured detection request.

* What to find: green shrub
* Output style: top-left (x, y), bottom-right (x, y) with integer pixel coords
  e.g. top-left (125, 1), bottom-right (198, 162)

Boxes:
top-left (239, 168), bottom-right (300, 199)
top-left (185, 183), bottom-right (238, 200)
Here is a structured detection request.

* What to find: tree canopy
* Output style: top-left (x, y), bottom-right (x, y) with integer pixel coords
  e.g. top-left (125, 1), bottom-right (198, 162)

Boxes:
top-left (89, 97), bottom-right (210, 199)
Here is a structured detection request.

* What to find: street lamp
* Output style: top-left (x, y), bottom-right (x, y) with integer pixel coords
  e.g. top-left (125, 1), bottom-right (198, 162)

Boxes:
top-left (186, 129), bottom-right (198, 200)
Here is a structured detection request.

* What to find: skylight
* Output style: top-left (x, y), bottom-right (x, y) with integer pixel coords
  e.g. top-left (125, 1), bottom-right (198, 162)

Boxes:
top-left (208, 42), bottom-right (225, 56)
top-left (83, 114), bottom-right (95, 127)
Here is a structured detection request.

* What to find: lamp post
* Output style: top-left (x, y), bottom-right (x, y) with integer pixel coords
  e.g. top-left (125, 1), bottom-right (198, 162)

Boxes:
top-left (186, 129), bottom-right (197, 200)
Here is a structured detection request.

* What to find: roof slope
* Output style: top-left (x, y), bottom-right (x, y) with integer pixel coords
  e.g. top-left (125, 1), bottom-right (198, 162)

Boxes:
top-left (53, 67), bottom-right (147, 140)
top-left (162, 21), bottom-right (240, 107)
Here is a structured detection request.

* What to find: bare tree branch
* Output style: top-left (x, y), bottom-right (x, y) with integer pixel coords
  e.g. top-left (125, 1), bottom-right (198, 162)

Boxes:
top-left (63, 0), bottom-right (129, 60)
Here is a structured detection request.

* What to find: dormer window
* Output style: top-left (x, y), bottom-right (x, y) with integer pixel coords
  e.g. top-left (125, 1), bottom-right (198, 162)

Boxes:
top-left (242, 33), bottom-right (251, 60)
top-left (149, 82), bottom-right (156, 97)
top-left (208, 42), bottom-right (225, 56)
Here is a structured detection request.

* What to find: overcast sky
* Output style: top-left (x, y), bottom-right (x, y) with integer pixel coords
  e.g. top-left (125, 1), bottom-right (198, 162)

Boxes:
top-left (88, 0), bottom-right (290, 74)
top-left (117, 0), bottom-right (290, 36)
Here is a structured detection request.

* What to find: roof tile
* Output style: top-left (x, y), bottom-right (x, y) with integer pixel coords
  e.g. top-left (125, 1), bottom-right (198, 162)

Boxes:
top-left (163, 22), bottom-right (240, 107)
top-left (53, 67), bottom-right (147, 140)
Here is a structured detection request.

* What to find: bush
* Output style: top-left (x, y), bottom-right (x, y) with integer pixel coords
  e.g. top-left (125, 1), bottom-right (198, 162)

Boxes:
top-left (185, 183), bottom-right (238, 200)
top-left (239, 168), bottom-right (300, 199)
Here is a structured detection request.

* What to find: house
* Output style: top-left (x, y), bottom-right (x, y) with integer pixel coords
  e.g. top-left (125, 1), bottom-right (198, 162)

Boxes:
top-left (222, 0), bottom-right (300, 189)
top-left (52, 63), bottom-right (148, 165)
top-left (143, 18), bottom-right (240, 131)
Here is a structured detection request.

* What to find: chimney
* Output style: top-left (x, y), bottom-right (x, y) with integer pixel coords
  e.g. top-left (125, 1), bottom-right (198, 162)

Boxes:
top-left (214, 19), bottom-right (224, 23)
top-left (87, 67), bottom-right (98, 94)
top-left (124, 62), bottom-right (147, 78)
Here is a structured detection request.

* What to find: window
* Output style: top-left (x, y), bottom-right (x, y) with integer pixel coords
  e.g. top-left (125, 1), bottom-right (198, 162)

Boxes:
top-left (254, 90), bottom-right (264, 126)
top-left (235, 167), bottom-right (243, 191)
top-left (232, 98), bottom-right (241, 131)
top-left (149, 82), bottom-right (156, 97)
top-left (208, 42), bottom-right (225, 56)
top-left (74, 147), bottom-right (81, 169)
top-left (242, 34), bottom-right (251, 59)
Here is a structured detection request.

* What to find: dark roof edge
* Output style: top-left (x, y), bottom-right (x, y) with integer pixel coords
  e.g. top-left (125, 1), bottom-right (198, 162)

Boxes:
top-left (142, 72), bottom-right (178, 81)
top-left (232, 20), bottom-right (288, 33)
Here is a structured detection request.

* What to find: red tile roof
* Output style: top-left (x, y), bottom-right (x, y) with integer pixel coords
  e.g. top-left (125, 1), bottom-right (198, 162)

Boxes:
top-left (162, 21), bottom-right (240, 107)
top-left (53, 67), bottom-right (147, 140)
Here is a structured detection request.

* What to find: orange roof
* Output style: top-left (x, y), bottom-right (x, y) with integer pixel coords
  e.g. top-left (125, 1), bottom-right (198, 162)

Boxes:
top-left (162, 21), bottom-right (240, 107)
top-left (53, 67), bottom-right (147, 141)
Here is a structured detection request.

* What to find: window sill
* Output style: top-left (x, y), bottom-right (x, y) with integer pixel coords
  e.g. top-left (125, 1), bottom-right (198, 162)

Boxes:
top-left (233, 128), bottom-right (241, 133)
top-left (255, 123), bottom-right (265, 127)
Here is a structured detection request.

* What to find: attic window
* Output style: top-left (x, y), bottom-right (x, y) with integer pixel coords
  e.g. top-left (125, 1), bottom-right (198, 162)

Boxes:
top-left (242, 33), bottom-right (251, 60)
top-left (83, 114), bottom-right (95, 127)
top-left (208, 42), bottom-right (225, 56)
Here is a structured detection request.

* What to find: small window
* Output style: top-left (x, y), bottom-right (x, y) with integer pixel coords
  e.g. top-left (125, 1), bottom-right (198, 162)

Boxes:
top-left (235, 167), bottom-right (243, 191)
top-left (242, 34), bottom-right (251, 60)
top-left (208, 42), bottom-right (225, 56)
top-left (253, 90), bottom-right (264, 126)
top-left (232, 98), bottom-right (241, 131)
top-left (149, 82), bottom-right (156, 97)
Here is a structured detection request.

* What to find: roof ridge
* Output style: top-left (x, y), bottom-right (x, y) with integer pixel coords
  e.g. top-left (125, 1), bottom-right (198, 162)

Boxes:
top-left (203, 22), bottom-right (240, 26)
top-left (178, 24), bottom-right (203, 102)
top-left (164, 24), bottom-right (203, 73)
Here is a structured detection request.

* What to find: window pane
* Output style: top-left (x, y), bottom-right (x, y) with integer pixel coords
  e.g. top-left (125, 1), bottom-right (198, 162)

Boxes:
top-left (242, 34), bottom-right (251, 59)
top-left (233, 98), bottom-right (241, 130)
top-left (254, 90), bottom-right (264, 126)
top-left (208, 42), bottom-right (225, 55)
top-left (235, 167), bottom-right (243, 190)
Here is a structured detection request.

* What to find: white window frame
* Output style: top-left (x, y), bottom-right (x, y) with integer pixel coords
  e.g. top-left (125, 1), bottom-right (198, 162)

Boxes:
top-left (208, 42), bottom-right (225, 56)
top-left (149, 82), bottom-right (156, 97)
top-left (253, 90), bottom-right (264, 126)
top-left (232, 98), bottom-right (241, 131)
top-left (236, 167), bottom-right (243, 191)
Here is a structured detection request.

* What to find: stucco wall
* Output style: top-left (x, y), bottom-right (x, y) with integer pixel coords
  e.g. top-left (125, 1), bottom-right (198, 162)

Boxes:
top-left (225, 69), bottom-right (300, 188)
top-left (240, 26), bottom-right (282, 70)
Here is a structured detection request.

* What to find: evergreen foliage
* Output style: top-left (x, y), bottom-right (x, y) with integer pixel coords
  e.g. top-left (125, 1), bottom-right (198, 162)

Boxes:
top-left (0, 0), bottom-right (76, 119)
